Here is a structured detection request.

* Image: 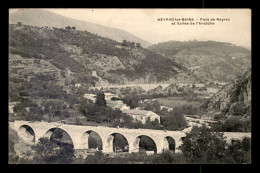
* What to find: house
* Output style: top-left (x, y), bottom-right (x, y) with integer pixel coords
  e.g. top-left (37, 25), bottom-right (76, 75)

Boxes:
top-left (9, 102), bottom-right (20, 115)
top-left (121, 109), bottom-right (160, 124)
top-left (104, 93), bottom-right (118, 101)
top-left (75, 83), bottom-right (81, 88)
top-left (84, 93), bottom-right (96, 102)
top-left (113, 104), bottom-right (130, 110)
top-left (107, 100), bottom-right (130, 111)
top-left (194, 84), bottom-right (205, 88)
top-left (120, 105), bottom-right (130, 110)
top-left (160, 105), bottom-right (173, 112)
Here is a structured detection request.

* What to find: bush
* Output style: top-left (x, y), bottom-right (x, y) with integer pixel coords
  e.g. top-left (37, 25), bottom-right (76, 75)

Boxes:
top-left (181, 125), bottom-right (228, 163)
top-left (149, 151), bottom-right (186, 164)
top-left (227, 137), bottom-right (251, 163)
top-left (31, 137), bottom-right (75, 164)
top-left (222, 117), bottom-right (251, 132)
top-left (161, 111), bottom-right (187, 131)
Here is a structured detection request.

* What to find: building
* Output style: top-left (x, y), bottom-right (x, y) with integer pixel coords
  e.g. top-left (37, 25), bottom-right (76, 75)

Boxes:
top-left (107, 100), bottom-right (130, 111)
top-left (122, 109), bottom-right (160, 124)
top-left (75, 83), bottom-right (81, 88)
top-left (9, 102), bottom-right (20, 115)
top-left (160, 106), bottom-right (173, 112)
top-left (104, 93), bottom-right (118, 101)
top-left (113, 104), bottom-right (130, 111)
top-left (83, 93), bottom-right (96, 102)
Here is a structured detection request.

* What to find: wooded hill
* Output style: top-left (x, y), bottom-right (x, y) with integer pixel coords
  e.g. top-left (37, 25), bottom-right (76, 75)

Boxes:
top-left (9, 9), bottom-right (152, 48)
top-left (148, 40), bottom-right (251, 83)
top-left (9, 23), bottom-right (196, 86)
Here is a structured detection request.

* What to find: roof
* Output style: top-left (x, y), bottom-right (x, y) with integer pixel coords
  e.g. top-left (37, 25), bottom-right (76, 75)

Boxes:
top-left (104, 93), bottom-right (116, 96)
top-left (122, 109), bottom-right (152, 116)
top-left (106, 100), bottom-right (119, 108)
top-left (84, 93), bottom-right (96, 97)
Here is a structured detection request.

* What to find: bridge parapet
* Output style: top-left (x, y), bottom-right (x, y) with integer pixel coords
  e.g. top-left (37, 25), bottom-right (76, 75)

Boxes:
top-left (12, 121), bottom-right (251, 154)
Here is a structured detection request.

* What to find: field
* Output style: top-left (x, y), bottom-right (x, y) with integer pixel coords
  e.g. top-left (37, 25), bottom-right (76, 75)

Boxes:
top-left (156, 97), bottom-right (203, 108)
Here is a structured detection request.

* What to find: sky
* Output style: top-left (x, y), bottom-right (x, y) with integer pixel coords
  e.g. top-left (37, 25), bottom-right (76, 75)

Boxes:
top-left (10, 8), bottom-right (251, 48)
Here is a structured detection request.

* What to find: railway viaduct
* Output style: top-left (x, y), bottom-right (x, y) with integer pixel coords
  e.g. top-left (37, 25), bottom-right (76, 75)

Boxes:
top-left (11, 120), bottom-right (251, 154)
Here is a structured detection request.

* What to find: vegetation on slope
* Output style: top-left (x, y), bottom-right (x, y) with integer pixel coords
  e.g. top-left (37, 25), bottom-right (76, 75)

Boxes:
top-left (148, 40), bottom-right (251, 82)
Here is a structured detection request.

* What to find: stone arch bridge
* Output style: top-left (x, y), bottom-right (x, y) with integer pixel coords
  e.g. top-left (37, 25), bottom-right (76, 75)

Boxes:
top-left (11, 120), bottom-right (251, 154)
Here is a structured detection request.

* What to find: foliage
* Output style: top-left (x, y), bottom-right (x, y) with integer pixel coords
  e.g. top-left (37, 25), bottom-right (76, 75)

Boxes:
top-left (211, 116), bottom-right (251, 132)
top-left (111, 97), bottom-right (121, 101)
top-left (31, 137), bottom-right (75, 164)
top-left (180, 125), bottom-right (228, 163)
top-left (143, 100), bottom-right (161, 113)
top-left (83, 151), bottom-right (187, 164)
top-left (226, 137), bottom-right (251, 163)
top-left (113, 134), bottom-right (129, 151)
top-left (139, 136), bottom-right (157, 152)
top-left (121, 94), bottom-right (140, 109)
top-left (180, 125), bottom-right (251, 164)
top-left (95, 91), bottom-right (106, 107)
top-left (148, 151), bottom-right (186, 164)
top-left (160, 110), bottom-right (187, 131)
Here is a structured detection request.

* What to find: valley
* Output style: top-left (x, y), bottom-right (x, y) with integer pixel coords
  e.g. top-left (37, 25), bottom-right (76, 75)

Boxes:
top-left (8, 9), bottom-right (251, 164)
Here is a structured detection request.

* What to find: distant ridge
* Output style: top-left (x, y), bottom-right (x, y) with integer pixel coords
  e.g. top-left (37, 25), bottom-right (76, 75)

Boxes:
top-left (9, 9), bottom-right (152, 48)
top-left (147, 40), bottom-right (251, 83)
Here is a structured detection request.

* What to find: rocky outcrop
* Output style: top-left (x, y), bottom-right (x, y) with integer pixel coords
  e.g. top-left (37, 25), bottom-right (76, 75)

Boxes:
top-left (203, 70), bottom-right (251, 118)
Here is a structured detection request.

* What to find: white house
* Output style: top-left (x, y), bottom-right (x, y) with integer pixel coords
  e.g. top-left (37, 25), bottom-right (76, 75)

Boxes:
top-left (122, 109), bottom-right (160, 124)
top-left (104, 93), bottom-right (118, 101)
top-left (113, 104), bottom-right (130, 111)
top-left (160, 105), bottom-right (173, 112)
top-left (84, 93), bottom-right (96, 102)
top-left (75, 83), bottom-right (81, 88)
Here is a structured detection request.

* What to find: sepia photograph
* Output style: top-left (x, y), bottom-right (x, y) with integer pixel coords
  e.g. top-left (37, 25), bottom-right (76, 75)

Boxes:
top-left (8, 8), bottom-right (251, 164)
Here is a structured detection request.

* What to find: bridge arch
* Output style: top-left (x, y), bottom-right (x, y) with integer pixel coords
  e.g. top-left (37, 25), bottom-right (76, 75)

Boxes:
top-left (43, 127), bottom-right (74, 148)
top-left (133, 135), bottom-right (157, 154)
top-left (80, 130), bottom-right (103, 150)
top-left (105, 133), bottom-right (129, 153)
top-left (18, 125), bottom-right (35, 143)
top-left (163, 136), bottom-right (176, 152)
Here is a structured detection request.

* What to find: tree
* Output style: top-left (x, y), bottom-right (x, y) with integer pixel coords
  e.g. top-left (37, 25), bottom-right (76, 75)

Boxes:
top-left (121, 94), bottom-right (140, 109)
top-left (78, 98), bottom-right (93, 117)
top-left (222, 117), bottom-right (251, 132)
top-left (226, 137), bottom-right (251, 163)
top-left (95, 91), bottom-right (106, 107)
top-left (161, 111), bottom-right (187, 131)
top-left (136, 43), bottom-right (141, 48)
top-left (31, 137), bottom-right (74, 164)
top-left (65, 26), bottom-right (72, 30)
top-left (17, 22), bottom-right (22, 27)
top-left (180, 125), bottom-right (229, 163)
top-left (139, 136), bottom-right (157, 152)
top-left (143, 100), bottom-right (160, 113)
top-left (122, 40), bottom-right (128, 46)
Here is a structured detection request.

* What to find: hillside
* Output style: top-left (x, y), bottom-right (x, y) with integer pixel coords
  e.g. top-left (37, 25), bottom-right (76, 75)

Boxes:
top-left (201, 70), bottom-right (251, 119)
top-left (9, 9), bottom-right (151, 48)
top-left (9, 24), bottom-right (196, 86)
top-left (148, 40), bottom-right (251, 83)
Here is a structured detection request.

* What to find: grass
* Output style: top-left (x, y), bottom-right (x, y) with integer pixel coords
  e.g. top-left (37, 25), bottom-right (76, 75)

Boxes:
top-left (156, 97), bottom-right (202, 108)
